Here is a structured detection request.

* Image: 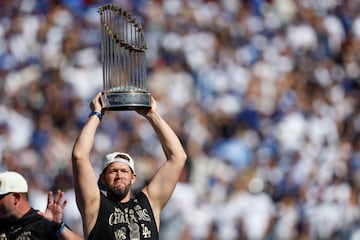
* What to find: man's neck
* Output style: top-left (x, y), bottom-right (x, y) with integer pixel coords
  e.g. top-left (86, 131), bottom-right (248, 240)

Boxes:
top-left (107, 192), bottom-right (131, 203)
top-left (15, 201), bottom-right (31, 219)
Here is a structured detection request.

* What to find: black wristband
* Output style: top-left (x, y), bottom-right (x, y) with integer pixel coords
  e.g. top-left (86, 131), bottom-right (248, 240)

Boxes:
top-left (89, 111), bottom-right (103, 122)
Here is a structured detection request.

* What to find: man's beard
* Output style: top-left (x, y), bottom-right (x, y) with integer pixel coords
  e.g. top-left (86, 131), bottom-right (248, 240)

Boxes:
top-left (107, 182), bottom-right (132, 200)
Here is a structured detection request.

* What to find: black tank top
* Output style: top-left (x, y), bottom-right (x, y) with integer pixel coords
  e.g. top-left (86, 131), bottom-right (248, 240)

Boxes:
top-left (88, 191), bottom-right (159, 240)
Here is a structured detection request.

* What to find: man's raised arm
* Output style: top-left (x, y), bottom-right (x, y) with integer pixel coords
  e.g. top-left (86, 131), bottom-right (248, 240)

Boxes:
top-left (71, 92), bottom-right (104, 238)
top-left (138, 97), bottom-right (187, 221)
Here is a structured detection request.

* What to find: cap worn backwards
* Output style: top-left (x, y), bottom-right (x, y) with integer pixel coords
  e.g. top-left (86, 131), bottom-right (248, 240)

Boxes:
top-left (103, 152), bottom-right (136, 174)
top-left (0, 171), bottom-right (28, 195)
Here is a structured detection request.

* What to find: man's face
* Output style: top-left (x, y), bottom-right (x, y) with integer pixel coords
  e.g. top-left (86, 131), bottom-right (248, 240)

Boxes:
top-left (102, 162), bottom-right (136, 200)
top-left (0, 193), bottom-right (15, 221)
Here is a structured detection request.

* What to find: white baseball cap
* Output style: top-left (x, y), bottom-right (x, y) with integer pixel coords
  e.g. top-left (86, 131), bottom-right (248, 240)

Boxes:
top-left (0, 171), bottom-right (28, 195)
top-left (103, 152), bottom-right (135, 174)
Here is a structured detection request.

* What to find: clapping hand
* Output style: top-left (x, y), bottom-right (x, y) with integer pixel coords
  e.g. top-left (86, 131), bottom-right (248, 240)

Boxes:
top-left (38, 189), bottom-right (67, 223)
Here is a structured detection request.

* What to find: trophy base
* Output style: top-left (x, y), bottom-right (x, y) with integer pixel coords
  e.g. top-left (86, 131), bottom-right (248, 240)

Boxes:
top-left (102, 92), bottom-right (151, 111)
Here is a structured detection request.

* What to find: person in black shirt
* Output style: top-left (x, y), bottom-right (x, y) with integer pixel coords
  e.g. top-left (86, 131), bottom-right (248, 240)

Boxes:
top-left (0, 171), bottom-right (83, 240)
top-left (72, 92), bottom-right (187, 239)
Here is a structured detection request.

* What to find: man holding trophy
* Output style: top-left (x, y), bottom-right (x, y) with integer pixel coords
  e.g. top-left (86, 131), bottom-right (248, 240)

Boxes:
top-left (71, 4), bottom-right (187, 240)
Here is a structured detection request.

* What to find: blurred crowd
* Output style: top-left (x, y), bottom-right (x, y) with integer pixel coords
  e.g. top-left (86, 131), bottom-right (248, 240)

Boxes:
top-left (1, 0), bottom-right (360, 239)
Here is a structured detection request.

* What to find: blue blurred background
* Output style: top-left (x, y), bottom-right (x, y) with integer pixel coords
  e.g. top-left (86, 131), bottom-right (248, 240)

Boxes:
top-left (1, 0), bottom-right (360, 239)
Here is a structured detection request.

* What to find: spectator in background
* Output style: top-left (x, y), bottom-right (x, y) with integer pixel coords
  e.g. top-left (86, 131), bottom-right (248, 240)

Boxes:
top-left (0, 171), bottom-right (83, 240)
